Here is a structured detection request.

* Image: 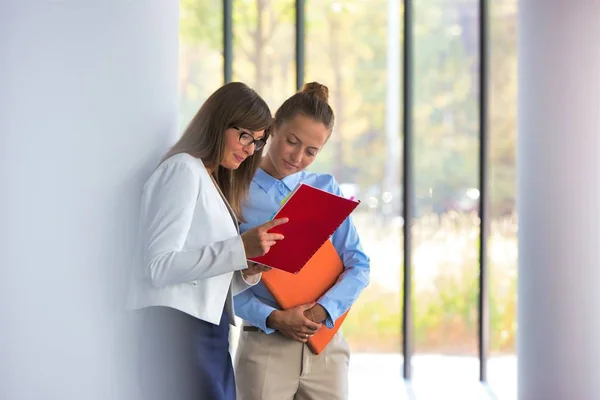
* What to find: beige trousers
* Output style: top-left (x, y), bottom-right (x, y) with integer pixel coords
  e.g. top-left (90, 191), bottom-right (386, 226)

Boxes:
top-left (234, 326), bottom-right (350, 400)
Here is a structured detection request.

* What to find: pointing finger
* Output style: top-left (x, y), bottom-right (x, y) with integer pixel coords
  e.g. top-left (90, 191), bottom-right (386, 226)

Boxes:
top-left (262, 217), bottom-right (289, 230)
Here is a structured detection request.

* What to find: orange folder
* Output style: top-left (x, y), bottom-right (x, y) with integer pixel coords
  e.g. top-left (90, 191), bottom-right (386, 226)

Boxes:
top-left (261, 239), bottom-right (349, 355)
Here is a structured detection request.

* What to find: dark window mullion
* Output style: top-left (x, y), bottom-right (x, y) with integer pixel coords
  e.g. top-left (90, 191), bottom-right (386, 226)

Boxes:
top-left (295, 0), bottom-right (306, 91)
top-left (402, 0), bottom-right (414, 381)
top-left (223, 0), bottom-right (233, 83)
top-left (478, 0), bottom-right (490, 383)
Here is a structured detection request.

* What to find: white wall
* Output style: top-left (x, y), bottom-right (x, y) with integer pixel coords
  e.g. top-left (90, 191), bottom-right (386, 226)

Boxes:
top-left (0, 1), bottom-right (179, 399)
top-left (518, 1), bottom-right (600, 399)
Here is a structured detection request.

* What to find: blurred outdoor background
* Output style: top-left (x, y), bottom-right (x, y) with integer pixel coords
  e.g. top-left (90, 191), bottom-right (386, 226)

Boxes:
top-left (178, 0), bottom-right (518, 398)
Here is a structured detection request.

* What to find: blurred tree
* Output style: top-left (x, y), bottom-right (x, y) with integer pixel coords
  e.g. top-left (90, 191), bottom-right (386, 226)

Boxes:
top-left (178, 0), bottom-right (517, 214)
top-left (489, 1), bottom-right (517, 216)
top-left (180, 0), bottom-right (221, 47)
top-left (232, 0), bottom-right (296, 110)
top-left (306, 0), bottom-right (389, 186)
top-left (178, 0), bottom-right (223, 129)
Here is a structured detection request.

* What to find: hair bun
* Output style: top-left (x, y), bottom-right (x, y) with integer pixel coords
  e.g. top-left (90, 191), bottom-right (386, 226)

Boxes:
top-left (301, 82), bottom-right (329, 103)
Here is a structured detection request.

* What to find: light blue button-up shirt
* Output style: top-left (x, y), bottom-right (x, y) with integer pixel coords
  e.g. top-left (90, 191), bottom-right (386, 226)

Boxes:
top-left (234, 168), bottom-right (370, 333)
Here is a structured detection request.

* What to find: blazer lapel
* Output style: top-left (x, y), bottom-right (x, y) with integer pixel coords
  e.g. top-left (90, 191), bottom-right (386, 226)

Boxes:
top-left (209, 175), bottom-right (240, 234)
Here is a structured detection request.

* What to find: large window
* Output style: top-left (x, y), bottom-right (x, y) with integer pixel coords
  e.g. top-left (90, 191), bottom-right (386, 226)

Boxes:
top-left (178, 1), bottom-right (518, 398)
top-left (306, 0), bottom-right (404, 397)
top-left (411, 0), bottom-right (481, 396)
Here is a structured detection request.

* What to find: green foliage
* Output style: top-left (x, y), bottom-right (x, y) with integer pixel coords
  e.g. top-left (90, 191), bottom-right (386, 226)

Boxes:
top-left (179, 0), bottom-right (518, 216)
top-left (180, 0), bottom-right (222, 47)
top-left (341, 212), bottom-right (517, 355)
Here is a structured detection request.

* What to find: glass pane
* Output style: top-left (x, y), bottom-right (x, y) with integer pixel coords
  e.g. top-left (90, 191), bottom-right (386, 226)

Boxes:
top-left (488, 1), bottom-right (518, 399)
top-left (232, 0), bottom-right (296, 112)
top-left (179, 0), bottom-right (223, 131)
top-left (306, 1), bottom-right (405, 398)
top-left (226, 0), bottom-right (297, 356)
top-left (411, 0), bottom-right (482, 397)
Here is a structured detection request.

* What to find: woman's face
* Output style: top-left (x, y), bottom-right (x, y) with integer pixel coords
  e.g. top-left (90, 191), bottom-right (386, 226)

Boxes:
top-left (220, 127), bottom-right (266, 169)
top-left (266, 114), bottom-right (329, 179)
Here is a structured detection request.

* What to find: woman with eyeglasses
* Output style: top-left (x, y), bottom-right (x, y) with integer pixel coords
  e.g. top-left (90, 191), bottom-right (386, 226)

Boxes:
top-left (127, 82), bottom-right (288, 400)
top-left (233, 82), bottom-right (370, 400)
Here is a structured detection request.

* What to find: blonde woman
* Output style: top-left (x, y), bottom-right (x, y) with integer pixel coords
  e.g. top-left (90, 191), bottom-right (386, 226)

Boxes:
top-left (234, 83), bottom-right (370, 400)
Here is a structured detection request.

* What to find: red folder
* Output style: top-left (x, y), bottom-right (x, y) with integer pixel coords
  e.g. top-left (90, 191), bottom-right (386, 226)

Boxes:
top-left (249, 183), bottom-right (360, 274)
top-left (261, 239), bottom-right (349, 355)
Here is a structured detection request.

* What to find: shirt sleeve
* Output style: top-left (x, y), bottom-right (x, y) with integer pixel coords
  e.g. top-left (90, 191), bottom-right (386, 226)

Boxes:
top-left (234, 287), bottom-right (277, 334)
top-left (316, 176), bottom-right (371, 328)
top-left (141, 160), bottom-right (247, 288)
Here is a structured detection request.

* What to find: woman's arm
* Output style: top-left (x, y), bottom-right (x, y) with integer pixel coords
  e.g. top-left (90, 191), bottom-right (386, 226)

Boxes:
top-left (234, 288), bottom-right (278, 333)
top-left (310, 178), bottom-right (371, 328)
top-left (141, 160), bottom-right (247, 288)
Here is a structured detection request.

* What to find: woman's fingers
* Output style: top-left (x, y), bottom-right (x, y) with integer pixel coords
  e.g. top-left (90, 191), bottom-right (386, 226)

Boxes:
top-left (266, 233), bottom-right (285, 241)
top-left (293, 329), bottom-right (316, 343)
top-left (294, 333), bottom-right (308, 343)
top-left (260, 217), bottom-right (289, 231)
top-left (248, 265), bottom-right (271, 274)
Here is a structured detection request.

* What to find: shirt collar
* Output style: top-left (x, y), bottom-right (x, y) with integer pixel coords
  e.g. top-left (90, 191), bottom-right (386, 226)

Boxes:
top-left (254, 168), bottom-right (304, 193)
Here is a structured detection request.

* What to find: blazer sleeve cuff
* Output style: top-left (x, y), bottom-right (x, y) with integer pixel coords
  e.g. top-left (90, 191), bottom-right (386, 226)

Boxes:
top-left (241, 271), bottom-right (261, 285)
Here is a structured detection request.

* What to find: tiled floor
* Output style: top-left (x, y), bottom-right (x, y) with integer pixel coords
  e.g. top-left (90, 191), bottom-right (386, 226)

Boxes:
top-left (348, 353), bottom-right (516, 400)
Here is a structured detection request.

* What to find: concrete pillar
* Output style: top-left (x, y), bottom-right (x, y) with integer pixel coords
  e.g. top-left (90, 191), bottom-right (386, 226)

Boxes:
top-left (0, 1), bottom-right (179, 399)
top-left (518, 1), bottom-right (600, 399)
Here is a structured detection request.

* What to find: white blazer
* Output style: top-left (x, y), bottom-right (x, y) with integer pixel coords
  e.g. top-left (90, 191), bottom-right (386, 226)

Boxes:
top-left (127, 152), bottom-right (257, 325)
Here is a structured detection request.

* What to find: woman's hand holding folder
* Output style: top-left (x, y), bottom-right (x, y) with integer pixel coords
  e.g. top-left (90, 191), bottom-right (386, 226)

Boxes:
top-left (303, 304), bottom-right (328, 324)
top-left (241, 261), bottom-right (271, 277)
top-left (266, 302), bottom-right (322, 343)
top-left (241, 217), bottom-right (289, 258)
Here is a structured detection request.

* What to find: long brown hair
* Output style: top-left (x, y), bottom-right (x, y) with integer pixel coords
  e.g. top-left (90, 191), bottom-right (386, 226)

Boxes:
top-left (274, 82), bottom-right (335, 134)
top-left (163, 82), bottom-right (272, 219)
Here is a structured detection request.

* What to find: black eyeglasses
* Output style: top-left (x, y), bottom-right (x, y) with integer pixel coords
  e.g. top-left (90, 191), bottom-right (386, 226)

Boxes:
top-left (233, 127), bottom-right (267, 151)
